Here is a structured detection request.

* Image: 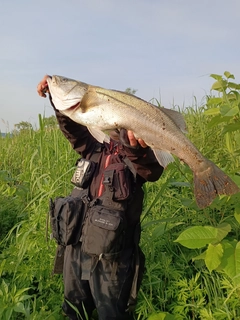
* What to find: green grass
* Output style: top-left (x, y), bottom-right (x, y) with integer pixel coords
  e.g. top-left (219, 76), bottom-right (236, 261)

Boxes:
top-left (0, 77), bottom-right (240, 319)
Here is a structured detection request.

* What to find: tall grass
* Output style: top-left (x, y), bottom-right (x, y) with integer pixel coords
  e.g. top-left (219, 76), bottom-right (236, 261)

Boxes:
top-left (0, 116), bottom-right (77, 319)
top-left (0, 79), bottom-right (240, 319)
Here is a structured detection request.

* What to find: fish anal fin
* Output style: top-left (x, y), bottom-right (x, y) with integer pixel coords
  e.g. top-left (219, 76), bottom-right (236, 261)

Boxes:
top-left (161, 108), bottom-right (188, 133)
top-left (153, 149), bottom-right (175, 168)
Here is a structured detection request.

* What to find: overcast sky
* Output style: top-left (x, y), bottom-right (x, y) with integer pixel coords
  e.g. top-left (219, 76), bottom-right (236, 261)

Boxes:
top-left (1, 0), bottom-right (239, 132)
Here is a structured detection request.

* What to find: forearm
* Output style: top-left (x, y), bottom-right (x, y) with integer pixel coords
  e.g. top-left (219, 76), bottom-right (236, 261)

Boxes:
top-left (121, 144), bottom-right (164, 182)
top-left (51, 99), bottom-right (98, 157)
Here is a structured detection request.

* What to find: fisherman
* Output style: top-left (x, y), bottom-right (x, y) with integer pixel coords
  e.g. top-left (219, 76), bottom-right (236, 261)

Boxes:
top-left (37, 75), bottom-right (163, 320)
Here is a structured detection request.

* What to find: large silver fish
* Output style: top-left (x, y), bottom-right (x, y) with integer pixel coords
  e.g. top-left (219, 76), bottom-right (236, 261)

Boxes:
top-left (46, 75), bottom-right (239, 208)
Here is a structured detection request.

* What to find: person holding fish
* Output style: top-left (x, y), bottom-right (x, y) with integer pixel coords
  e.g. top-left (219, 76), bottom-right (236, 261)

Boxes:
top-left (37, 75), bottom-right (164, 320)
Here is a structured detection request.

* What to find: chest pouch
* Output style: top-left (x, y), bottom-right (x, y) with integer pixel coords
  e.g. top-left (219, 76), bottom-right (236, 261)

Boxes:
top-left (80, 205), bottom-right (126, 258)
top-left (49, 194), bottom-right (88, 246)
top-left (71, 158), bottom-right (96, 189)
top-left (103, 162), bottom-right (134, 201)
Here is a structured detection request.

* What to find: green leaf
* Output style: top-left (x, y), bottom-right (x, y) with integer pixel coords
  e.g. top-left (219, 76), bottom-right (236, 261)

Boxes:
top-left (220, 241), bottom-right (240, 285)
top-left (220, 104), bottom-right (239, 117)
top-left (15, 287), bottom-right (30, 298)
top-left (152, 222), bottom-right (183, 240)
top-left (0, 259), bottom-right (6, 278)
top-left (227, 91), bottom-right (239, 100)
top-left (1, 279), bottom-right (8, 295)
top-left (207, 115), bottom-right (228, 129)
top-left (148, 313), bottom-right (166, 320)
top-left (192, 251), bottom-right (206, 261)
top-left (206, 97), bottom-right (223, 106)
top-left (204, 108), bottom-right (220, 116)
top-left (205, 243), bottom-right (223, 272)
top-left (174, 226), bottom-right (218, 249)
top-left (18, 294), bottom-right (31, 302)
top-left (224, 71), bottom-right (235, 79)
top-left (222, 123), bottom-right (240, 135)
top-left (234, 203), bottom-right (240, 224)
top-left (214, 223), bottom-right (231, 244)
top-left (152, 223), bottom-right (167, 238)
top-left (210, 73), bottom-right (222, 81)
top-left (211, 80), bottom-right (223, 91)
top-left (148, 312), bottom-right (175, 320)
top-left (225, 132), bottom-right (234, 154)
top-left (13, 302), bottom-right (26, 314)
top-left (5, 308), bottom-right (13, 320)
top-left (228, 82), bottom-right (240, 90)
top-left (0, 306), bottom-right (5, 318)
top-left (235, 134), bottom-right (240, 150)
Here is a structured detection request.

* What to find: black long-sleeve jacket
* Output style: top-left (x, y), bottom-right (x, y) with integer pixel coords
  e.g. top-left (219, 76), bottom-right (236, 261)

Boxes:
top-left (54, 107), bottom-right (163, 228)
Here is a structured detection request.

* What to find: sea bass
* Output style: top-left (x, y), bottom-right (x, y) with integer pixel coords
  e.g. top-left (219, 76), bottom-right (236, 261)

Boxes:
top-left (46, 75), bottom-right (240, 208)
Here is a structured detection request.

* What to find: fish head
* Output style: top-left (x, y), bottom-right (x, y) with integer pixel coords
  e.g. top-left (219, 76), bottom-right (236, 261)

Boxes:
top-left (46, 75), bottom-right (88, 111)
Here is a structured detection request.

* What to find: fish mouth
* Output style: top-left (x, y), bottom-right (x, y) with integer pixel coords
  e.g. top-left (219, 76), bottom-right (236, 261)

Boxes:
top-left (46, 75), bottom-right (80, 111)
top-left (42, 75), bottom-right (52, 94)
top-left (46, 75), bottom-right (52, 84)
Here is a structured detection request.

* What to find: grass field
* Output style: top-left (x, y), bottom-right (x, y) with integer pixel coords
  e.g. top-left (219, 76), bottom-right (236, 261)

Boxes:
top-left (0, 72), bottom-right (240, 319)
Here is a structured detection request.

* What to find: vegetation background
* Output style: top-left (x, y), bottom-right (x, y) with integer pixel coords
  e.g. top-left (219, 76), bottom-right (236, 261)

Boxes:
top-left (0, 72), bottom-right (240, 320)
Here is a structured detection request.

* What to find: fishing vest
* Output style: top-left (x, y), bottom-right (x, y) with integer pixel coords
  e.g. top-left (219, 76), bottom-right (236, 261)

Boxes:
top-left (48, 146), bottom-right (136, 270)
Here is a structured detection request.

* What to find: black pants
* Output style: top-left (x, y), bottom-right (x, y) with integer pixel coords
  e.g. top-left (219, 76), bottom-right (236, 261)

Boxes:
top-left (62, 243), bottom-right (138, 320)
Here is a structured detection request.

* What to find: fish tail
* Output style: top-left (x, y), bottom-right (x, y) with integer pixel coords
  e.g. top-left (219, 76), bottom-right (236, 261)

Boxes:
top-left (194, 161), bottom-right (240, 209)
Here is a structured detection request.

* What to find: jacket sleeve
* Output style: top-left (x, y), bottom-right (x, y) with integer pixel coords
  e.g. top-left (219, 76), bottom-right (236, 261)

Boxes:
top-left (50, 98), bottom-right (100, 158)
top-left (121, 144), bottom-right (164, 183)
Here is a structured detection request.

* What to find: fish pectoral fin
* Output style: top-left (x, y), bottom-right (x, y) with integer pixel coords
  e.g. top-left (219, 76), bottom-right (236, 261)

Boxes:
top-left (161, 108), bottom-right (188, 133)
top-left (87, 127), bottom-right (110, 143)
top-left (80, 87), bottom-right (100, 112)
top-left (153, 149), bottom-right (175, 168)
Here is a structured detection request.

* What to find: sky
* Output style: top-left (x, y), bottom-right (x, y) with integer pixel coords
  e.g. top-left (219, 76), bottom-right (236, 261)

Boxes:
top-left (1, 0), bottom-right (240, 132)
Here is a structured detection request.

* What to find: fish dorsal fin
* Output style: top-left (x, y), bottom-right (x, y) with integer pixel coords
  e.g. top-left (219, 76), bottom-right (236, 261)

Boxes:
top-left (153, 149), bottom-right (175, 168)
top-left (161, 108), bottom-right (188, 133)
top-left (87, 127), bottom-right (110, 143)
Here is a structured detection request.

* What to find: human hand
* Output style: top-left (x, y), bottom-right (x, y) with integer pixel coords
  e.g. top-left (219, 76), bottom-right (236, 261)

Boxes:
top-left (127, 130), bottom-right (148, 148)
top-left (37, 75), bottom-right (50, 98)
